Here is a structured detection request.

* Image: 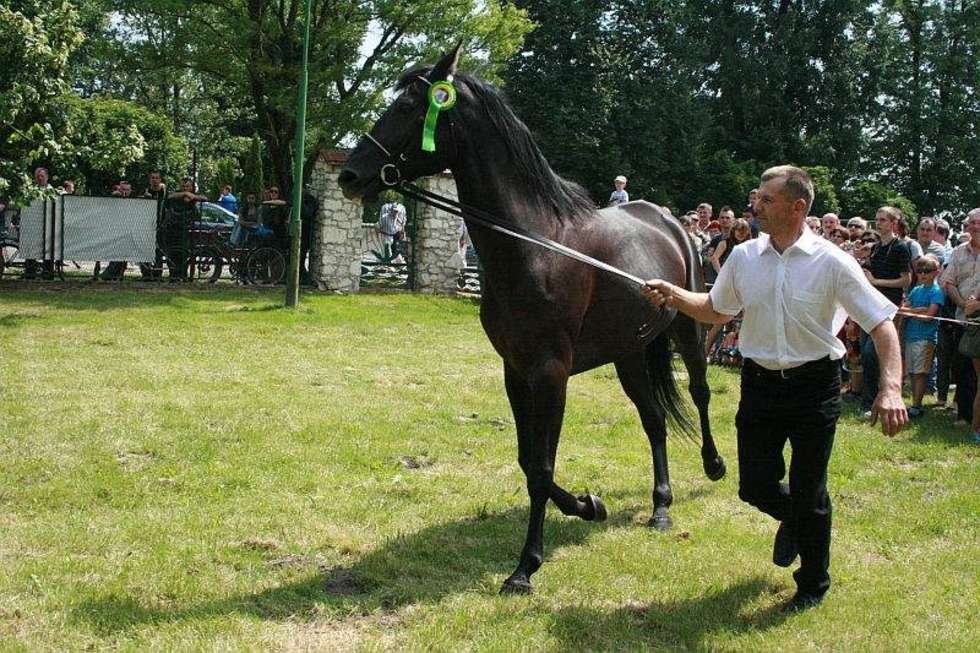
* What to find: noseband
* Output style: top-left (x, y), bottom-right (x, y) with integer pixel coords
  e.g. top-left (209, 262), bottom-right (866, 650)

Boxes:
top-left (361, 76), bottom-right (460, 186)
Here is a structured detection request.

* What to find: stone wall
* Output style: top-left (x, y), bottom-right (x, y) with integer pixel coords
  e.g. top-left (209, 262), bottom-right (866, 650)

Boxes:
top-left (309, 150), bottom-right (364, 292)
top-left (309, 149), bottom-right (463, 294)
top-left (412, 172), bottom-right (463, 294)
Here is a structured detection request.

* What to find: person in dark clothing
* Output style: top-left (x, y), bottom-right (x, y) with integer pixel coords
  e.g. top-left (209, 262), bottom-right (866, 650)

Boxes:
top-left (860, 206), bottom-right (912, 413)
top-left (644, 165), bottom-right (906, 613)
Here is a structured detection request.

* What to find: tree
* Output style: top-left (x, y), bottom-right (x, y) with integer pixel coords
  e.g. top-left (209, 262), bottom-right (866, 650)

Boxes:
top-left (111, 0), bottom-right (534, 194)
top-left (53, 96), bottom-right (189, 194)
top-left (0, 1), bottom-right (84, 202)
top-left (242, 134), bottom-right (266, 199)
top-left (803, 166), bottom-right (841, 217)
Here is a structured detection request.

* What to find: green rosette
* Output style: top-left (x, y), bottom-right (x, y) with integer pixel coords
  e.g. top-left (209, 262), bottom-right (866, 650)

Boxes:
top-left (421, 81), bottom-right (457, 152)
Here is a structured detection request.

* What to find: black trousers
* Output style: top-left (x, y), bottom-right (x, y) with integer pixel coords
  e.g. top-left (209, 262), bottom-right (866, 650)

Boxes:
top-left (736, 357), bottom-right (840, 598)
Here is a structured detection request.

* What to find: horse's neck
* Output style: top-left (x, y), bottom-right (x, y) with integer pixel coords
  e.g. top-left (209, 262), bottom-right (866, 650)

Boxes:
top-left (450, 154), bottom-right (556, 236)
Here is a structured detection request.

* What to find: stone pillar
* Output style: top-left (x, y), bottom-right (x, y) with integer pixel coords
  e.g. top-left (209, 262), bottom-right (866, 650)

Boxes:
top-left (310, 151), bottom-right (362, 292)
top-left (414, 172), bottom-right (463, 294)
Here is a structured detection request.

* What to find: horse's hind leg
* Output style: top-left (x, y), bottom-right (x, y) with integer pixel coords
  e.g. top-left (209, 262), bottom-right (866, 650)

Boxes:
top-left (504, 366), bottom-right (606, 522)
top-left (500, 359), bottom-right (577, 594)
top-left (670, 314), bottom-right (726, 481)
top-left (614, 357), bottom-right (674, 530)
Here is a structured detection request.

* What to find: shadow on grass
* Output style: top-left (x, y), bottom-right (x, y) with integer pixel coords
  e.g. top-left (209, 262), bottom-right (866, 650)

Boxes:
top-left (0, 312), bottom-right (41, 328)
top-left (69, 505), bottom-right (782, 643)
top-left (0, 282), bottom-right (284, 313)
top-left (546, 577), bottom-right (788, 650)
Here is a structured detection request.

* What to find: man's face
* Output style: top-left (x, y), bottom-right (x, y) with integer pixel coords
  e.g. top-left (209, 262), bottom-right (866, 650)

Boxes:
top-left (916, 222), bottom-right (935, 245)
top-left (719, 210), bottom-right (734, 230)
top-left (848, 224), bottom-right (865, 241)
top-left (696, 206), bottom-right (711, 226)
top-left (181, 179), bottom-right (193, 192)
top-left (614, 181), bottom-right (626, 190)
top-left (875, 212), bottom-right (896, 237)
top-left (149, 172), bottom-right (161, 189)
top-left (748, 190), bottom-right (758, 205)
top-left (821, 214), bottom-right (839, 234)
top-left (34, 168), bottom-right (48, 186)
top-left (118, 182), bottom-right (132, 197)
top-left (965, 216), bottom-right (980, 242)
top-left (754, 179), bottom-right (796, 234)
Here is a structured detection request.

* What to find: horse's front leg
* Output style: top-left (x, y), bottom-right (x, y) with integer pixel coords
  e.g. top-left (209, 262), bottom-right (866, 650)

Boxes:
top-left (500, 358), bottom-right (569, 594)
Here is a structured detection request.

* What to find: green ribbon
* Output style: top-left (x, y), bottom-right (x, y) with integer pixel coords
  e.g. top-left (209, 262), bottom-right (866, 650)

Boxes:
top-left (421, 81), bottom-right (457, 152)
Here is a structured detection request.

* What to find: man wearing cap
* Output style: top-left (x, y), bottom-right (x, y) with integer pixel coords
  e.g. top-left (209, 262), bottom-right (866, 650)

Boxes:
top-left (642, 165), bottom-right (906, 613)
top-left (608, 175), bottom-right (629, 206)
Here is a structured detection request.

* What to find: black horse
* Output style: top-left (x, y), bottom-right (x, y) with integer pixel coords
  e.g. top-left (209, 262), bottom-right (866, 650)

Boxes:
top-left (339, 45), bottom-right (725, 594)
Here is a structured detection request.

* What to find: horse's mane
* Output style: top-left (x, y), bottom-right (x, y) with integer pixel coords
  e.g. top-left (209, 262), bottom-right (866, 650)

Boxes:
top-left (397, 66), bottom-right (596, 223)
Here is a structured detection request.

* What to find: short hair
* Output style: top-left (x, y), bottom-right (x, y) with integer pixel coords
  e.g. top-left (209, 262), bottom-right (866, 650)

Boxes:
top-left (719, 205), bottom-right (735, 216)
top-left (917, 217), bottom-right (936, 230)
top-left (833, 226), bottom-right (850, 239)
top-left (181, 176), bottom-right (193, 184)
top-left (847, 217), bottom-right (867, 229)
top-left (967, 208), bottom-right (980, 223)
top-left (877, 206), bottom-right (902, 222)
top-left (697, 202), bottom-right (713, 212)
top-left (760, 165), bottom-right (814, 214)
top-left (916, 254), bottom-right (941, 271)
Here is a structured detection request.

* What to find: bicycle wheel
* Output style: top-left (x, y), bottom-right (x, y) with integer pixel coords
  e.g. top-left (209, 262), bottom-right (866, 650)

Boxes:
top-left (245, 247), bottom-right (285, 285)
top-left (188, 247), bottom-right (223, 283)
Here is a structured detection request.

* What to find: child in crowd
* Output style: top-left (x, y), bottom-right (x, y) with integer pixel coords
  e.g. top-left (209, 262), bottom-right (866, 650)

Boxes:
top-left (608, 175), bottom-right (629, 206)
top-left (901, 255), bottom-right (945, 417)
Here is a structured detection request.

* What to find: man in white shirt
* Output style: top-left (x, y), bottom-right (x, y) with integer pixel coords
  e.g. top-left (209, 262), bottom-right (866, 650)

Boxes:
top-left (643, 165), bottom-right (906, 612)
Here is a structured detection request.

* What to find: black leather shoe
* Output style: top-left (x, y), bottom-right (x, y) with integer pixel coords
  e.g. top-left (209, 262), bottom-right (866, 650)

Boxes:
top-left (773, 521), bottom-right (798, 567)
top-left (783, 591), bottom-right (823, 613)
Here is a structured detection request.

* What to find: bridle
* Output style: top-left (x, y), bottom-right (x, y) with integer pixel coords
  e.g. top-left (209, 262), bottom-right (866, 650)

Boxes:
top-left (361, 75), bottom-right (461, 187)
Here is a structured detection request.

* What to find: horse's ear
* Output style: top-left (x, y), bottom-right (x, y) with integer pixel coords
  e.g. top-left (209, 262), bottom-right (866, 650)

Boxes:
top-left (431, 41), bottom-right (463, 81)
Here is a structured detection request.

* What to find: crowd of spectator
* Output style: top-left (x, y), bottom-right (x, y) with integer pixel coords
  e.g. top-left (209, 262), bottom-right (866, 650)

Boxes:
top-left (670, 190), bottom-right (979, 443)
top-left (0, 167), bottom-right (315, 284)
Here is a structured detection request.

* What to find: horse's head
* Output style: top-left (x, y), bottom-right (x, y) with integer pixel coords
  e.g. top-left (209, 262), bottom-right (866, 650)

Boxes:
top-left (339, 44), bottom-right (464, 202)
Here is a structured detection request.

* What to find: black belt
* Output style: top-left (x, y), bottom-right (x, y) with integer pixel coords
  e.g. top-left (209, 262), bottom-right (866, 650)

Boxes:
top-left (744, 356), bottom-right (834, 380)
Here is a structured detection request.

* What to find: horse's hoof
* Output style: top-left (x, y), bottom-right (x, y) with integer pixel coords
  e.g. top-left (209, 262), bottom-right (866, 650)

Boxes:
top-left (647, 513), bottom-right (673, 532)
top-left (704, 456), bottom-right (727, 482)
top-left (500, 576), bottom-right (532, 595)
top-left (579, 494), bottom-right (607, 522)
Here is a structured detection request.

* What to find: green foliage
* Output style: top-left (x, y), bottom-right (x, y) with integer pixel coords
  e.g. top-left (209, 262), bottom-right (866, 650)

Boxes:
top-left (841, 180), bottom-right (918, 223)
top-left (203, 157), bottom-right (241, 201)
top-left (55, 96), bottom-right (188, 195)
top-left (504, 0), bottom-right (980, 213)
top-left (0, 1), bottom-right (84, 202)
top-left (803, 166), bottom-right (842, 217)
top-left (110, 0), bottom-right (533, 193)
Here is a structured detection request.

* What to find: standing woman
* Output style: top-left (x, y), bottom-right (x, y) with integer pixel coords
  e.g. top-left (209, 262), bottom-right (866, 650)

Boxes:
top-left (711, 218), bottom-right (753, 274)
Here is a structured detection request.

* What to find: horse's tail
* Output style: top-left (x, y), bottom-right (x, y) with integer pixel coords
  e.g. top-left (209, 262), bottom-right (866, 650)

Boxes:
top-left (645, 331), bottom-right (697, 440)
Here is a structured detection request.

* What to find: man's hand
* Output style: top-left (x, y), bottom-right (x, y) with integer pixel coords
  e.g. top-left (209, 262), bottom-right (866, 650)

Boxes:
top-left (869, 387), bottom-right (907, 437)
top-left (863, 268), bottom-right (876, 284)
top-left (643, 279), bottom-right (676, 308)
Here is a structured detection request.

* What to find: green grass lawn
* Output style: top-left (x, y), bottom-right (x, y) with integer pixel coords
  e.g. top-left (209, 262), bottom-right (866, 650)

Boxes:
top-left (0, 287), bottom-right (977, 651)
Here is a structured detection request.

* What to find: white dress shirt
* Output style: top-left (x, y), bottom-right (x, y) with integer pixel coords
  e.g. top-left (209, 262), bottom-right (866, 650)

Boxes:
top-left (709, 227), bottom-right (896, 370)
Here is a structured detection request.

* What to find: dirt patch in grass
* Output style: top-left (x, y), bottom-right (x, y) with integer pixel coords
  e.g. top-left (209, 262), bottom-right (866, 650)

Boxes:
top-left (322, 566), bottom-right (367, 596)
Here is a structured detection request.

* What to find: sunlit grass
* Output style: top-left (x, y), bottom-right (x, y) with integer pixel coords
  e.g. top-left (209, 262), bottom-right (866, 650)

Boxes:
top-left (0, 287), bottom-right (977, 651)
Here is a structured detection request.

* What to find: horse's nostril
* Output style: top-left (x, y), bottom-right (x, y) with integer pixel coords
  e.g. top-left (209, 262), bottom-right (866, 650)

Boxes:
top-left (338, 168), bottom-right (358, 187)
